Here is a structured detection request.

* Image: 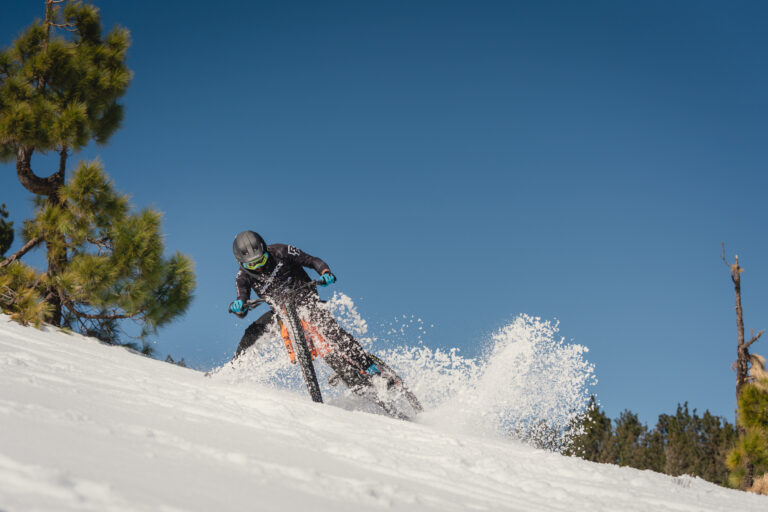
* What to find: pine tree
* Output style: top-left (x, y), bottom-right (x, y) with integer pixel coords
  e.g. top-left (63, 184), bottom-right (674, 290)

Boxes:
top-left (609, 410), bottom-right (648, 468)
top-left (657, 403), bottom-right (699, 476)
top-left (728, 354), bottom-right (768, 492)
top-left (0, 204), bottom-right (12, 257)
top-left (2, 160), bottom-right (195, 340)
top-left (563, 396), bottom-right (613, 461)
top-left (0, 1), bottom-right (132, 323)
top-left (696, 410), bottom-right (737, 486)
top-left (565, 400), bottom-right (735, 487)
top-left (639, 428), bottom-right (666, 473)
top-left (653, 404), bottom-right (737, 484)
top-left (0, 2), bottom-right (194, 342)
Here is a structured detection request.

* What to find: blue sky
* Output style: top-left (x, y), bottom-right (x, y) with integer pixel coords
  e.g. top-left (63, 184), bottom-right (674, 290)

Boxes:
top-left (2, 0), bottom-right (767, 425)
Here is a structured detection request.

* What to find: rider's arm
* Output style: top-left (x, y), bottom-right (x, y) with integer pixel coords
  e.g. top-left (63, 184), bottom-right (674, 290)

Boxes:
top-left (235, 269), bottom-right (252, 301)
top-left (281, 244), bottom-right (331, 276)
top-left (233, 269), bottom-right (251, 317)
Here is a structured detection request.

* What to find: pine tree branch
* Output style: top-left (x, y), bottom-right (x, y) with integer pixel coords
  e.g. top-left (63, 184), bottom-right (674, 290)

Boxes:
top-left (85, 236), bottom-right (111, 251)
top-left (67, 308), bottom-right (91, 336)
top-left (51, 23), bottom-right (78, 32)
top-left (16, 146), bottom-right (65, 196)
top-left (70, 306), bottom-right (140, 321)
top-left (744, 330), bottom-right (764, 350)
top-left (0, 236), bottom-right (44, 269)
top-left (0, 285), bottom-right (18, 305)
top-left (31, 271), bottom-right (47, 290)
top-left (721, 243), bottom-right (739, 284)
top-left (74, 311), bottom-right (131, 320)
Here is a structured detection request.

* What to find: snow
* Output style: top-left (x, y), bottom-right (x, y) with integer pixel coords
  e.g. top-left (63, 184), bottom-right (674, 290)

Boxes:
top-left (0, 313), bottom-right (765, 511)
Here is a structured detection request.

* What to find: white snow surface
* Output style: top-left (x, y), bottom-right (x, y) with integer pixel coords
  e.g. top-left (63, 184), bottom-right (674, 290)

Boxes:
top-left (0, 314), bottom-right (765, 511)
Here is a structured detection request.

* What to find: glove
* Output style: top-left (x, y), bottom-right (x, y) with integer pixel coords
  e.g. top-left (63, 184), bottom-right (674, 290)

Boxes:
top-left (230, 299), bottom-right (245, 314)
top-left (320, 272), bottom-right (336, 286)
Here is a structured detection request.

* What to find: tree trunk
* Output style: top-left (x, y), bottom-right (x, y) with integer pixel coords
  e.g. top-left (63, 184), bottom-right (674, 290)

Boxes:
top-left (725, 251), bottom-right (763, 489)
top-left (14, 145), bottom-right (69, 324)
top-left (729, 255), bottom-right (765, 399)
top-left (732, 255), bottom-right (747, 400)
top-left (45, 231), bottom-right (66, 326)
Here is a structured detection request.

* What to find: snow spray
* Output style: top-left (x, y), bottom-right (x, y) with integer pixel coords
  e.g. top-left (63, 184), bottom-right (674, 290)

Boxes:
top-left (211, 293), bottom-right (596, 451)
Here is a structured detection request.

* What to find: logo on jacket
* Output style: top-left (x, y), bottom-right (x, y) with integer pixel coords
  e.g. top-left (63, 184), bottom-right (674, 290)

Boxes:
top-left (259, 262), bottom-right (283, 295)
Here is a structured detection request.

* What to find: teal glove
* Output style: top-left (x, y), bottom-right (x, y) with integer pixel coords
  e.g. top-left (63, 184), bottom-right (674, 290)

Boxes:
top-left (320, 272), bottom-right (336, 286)
top-left (230, 299), bottom-right (245, 314)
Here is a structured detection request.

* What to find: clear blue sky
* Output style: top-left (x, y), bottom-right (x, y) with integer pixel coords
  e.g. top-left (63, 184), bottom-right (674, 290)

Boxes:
top-left (2, 0), bottom-right (767, 425)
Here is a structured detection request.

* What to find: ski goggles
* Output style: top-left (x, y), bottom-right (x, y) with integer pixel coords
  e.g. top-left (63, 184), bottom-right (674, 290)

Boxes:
top-left (242, 253), bottom-right (268, 270)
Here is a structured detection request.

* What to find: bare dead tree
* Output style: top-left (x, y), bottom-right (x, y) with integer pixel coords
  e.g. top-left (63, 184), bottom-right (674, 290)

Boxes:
top-left (722, 244), bottom-right (764, 404)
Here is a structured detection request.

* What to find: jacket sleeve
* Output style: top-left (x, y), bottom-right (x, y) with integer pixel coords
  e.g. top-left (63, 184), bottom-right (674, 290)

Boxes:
top-left (235, 269), bottom-right (252, 301)
top-left (282, 244), bottom-right (331, 275)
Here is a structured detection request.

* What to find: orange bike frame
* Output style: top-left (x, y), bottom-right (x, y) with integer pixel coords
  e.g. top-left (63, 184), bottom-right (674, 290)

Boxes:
top-left (279, 312), bottom-right (334, 364)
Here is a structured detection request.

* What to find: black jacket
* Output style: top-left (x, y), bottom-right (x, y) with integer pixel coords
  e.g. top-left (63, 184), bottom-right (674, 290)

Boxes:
top-left (235, 244), bottom-right (330, 304)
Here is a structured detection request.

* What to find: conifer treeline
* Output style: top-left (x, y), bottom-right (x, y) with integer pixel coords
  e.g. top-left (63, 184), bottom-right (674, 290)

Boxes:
top-left (565, 397), bottom-right (737, 487)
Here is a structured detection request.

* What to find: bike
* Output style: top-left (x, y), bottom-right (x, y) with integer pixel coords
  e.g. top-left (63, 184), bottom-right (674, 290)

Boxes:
top-left (229, 280), bottom-right (423, 420)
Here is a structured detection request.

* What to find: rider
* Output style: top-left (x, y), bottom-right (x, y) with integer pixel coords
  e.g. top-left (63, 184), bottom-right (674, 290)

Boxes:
top-left (229, 230), bottom-right (380, 381)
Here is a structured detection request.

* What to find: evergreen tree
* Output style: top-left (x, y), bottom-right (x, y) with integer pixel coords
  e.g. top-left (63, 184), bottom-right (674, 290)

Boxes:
top-left (566, 400), bottom-right (736, 487)
top-left (563, 396), bottom-right (612, 461)
top-left (654, 404), bottom-right (736, 484)
top-left (0, 0), bottom-right (132, 323)
top-left (0, 203), bottom-right (12, 257)
top-left (1, 160), bottom-right (195, 340)
top-left (0, 2), bottom-right (194, 343)
top-left (728, 354), bottom-right (768, 492)
top-left (657, 403), bottom-right (699, 476)
top-left (639, 428), bottom-right (666, 473)
top-left (609, 410), bottom-right (648, 468)
top-left (696, 410), bottom-right (738, 486)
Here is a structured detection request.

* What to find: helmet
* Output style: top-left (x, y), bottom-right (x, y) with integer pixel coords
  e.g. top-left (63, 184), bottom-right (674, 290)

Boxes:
top-left (233, 231), bottom-right (268, 270)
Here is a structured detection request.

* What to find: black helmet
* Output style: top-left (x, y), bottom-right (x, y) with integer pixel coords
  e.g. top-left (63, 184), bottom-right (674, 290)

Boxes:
top-left (233, 230), bottom-right (267, 266)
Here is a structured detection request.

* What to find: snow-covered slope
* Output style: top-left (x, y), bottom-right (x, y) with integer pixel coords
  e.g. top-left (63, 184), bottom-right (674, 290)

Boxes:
top-left (0, 315), bottom-right (765, 512)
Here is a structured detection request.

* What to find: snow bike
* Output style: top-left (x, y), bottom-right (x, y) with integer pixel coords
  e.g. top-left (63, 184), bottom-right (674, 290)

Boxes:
top-left (229, 280), bottom-right (423, 420)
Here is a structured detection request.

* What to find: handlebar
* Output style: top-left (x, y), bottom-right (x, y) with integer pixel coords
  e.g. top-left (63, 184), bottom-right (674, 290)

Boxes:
top-left (228, 279), bottom-right (327, 314)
